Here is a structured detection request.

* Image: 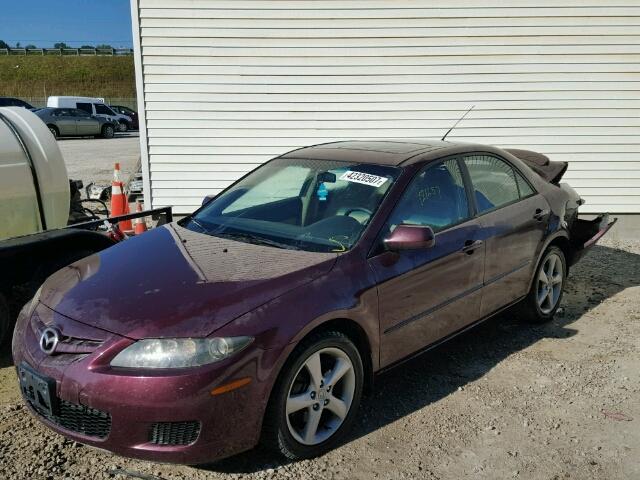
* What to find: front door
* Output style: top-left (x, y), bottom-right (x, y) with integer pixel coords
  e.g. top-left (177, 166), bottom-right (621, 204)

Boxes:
top-left (462, 154), bottom-right (549, 316)
top-left (72, 109), bottom-right (100, 135)
top-left (369, 158), bottom-right (485, 367)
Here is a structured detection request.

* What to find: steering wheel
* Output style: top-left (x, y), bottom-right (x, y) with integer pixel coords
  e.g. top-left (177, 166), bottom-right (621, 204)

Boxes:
top-left (343, 207), bottom-right (373, 218)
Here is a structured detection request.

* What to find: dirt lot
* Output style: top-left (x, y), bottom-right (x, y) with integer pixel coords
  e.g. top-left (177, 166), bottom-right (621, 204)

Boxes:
top-left (0, 238), bottom-right (638, 480)
top-left (57, 133), bottom-right (140, 190)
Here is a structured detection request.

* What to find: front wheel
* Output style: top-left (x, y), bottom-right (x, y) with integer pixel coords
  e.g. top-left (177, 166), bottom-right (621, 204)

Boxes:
top-left (101, 125), bottom-right (115, 139)
top-left (262, 331), bottom-right (364, 460)
top-left (119, 121), bottom-right (128, 132)
top-left (516, 246), bottom-right (566, 323)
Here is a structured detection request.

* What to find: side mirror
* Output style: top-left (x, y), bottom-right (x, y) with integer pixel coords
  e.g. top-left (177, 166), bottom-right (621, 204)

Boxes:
top-left (202, 194), bottom-right (216, 206)
top-left (384, 224), bottom-right (435, 251)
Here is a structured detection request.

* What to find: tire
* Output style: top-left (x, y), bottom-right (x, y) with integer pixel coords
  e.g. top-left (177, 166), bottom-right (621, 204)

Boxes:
top-left (101, 124), bottom-right (115, 139)
top-left (48, 125), bottom-right (59, 139)
top-left (262, 331), bottom-right (364, 460)
top-left (119, 121), bottom-right (128, 132)
top-left (516, 246), bottom-right (566, 323)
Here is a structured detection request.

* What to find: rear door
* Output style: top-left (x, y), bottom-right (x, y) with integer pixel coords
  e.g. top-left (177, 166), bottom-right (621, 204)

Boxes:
top-left (462, 154), bottom-right (549, 316)
top-left (369, 158), bottom-right (485, 367)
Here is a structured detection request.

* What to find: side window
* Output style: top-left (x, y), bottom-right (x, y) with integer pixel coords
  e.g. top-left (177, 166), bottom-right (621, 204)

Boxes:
top-left (386, 159), bottom-right (470, 233)
top-left (94, 104), bottom-right (114, 115)
top-left (464, 155), bottom-right (520, 213)
top-left (515, 169), bottom-right (535, 198)
top-left (71, 109), bottom-right (91, 117)
top-left (76, 102), bottom-right (92, 114)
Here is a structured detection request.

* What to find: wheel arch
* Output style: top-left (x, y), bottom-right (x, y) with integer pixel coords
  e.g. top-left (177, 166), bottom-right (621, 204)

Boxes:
top-left (265, 316), bottom-right (376, 410)
top-left (527, 230), bottom-right (571, 291)
top-left (297, 317), bottom-right (375, 394)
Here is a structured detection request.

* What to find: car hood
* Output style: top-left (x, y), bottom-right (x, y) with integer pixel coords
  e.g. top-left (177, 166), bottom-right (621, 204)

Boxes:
top-left (39, 224), bottom-right (337, 339)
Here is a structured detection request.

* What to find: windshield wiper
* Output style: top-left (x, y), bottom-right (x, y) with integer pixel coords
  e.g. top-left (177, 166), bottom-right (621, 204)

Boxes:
top-left (215, 232), bottom-right (297, 250)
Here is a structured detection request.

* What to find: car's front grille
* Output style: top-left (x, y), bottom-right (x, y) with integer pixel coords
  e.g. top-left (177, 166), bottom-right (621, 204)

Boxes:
top-left (30, 315), bottom-right (103, 356)
top-left (149, 421), bottom-right (200, 446)
top-left (28, 398), bottom-right (112, 439)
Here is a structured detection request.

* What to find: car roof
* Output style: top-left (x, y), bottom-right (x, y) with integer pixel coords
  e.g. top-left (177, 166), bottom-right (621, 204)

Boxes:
top-left (279, 139), bottom-right (509, 166)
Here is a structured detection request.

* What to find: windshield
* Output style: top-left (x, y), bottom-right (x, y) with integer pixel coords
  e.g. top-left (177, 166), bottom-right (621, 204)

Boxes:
top-left (181, 158), bottom-right (400, 253)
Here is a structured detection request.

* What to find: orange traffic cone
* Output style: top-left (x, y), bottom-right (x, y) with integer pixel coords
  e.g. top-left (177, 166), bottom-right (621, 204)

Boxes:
top-left (134, 201), bottom-right (148, 235)
top-left (110, 162), bottom-right (133, 233)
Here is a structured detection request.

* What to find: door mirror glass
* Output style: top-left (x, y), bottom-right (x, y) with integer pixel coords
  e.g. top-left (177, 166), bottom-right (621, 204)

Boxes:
top-left (384, 224), bottom-right (435, 251)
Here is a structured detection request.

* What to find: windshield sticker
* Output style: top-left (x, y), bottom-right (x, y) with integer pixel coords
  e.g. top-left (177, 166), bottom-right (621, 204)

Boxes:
top-left (340, 171), bottom-right (388, 188)
top-left (317, 182), bottom-right (328, 201)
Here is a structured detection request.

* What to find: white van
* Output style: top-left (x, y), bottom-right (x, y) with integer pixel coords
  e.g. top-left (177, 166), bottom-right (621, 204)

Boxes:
top-left (46, 96), bottom-right (132, 131)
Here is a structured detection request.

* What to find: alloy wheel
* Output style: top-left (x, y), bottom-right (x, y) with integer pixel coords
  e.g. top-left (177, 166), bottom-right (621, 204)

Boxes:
top-left (285, 347), bottom-right (356, 446)
top-left (537, 252), bottom-right (563, 314)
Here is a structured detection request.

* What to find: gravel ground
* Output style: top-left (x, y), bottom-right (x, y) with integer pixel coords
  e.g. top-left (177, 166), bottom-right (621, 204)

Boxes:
top-left (1, 238), bottom-right (638, 480)
top-left (57, 133), bottom-right (140, 190)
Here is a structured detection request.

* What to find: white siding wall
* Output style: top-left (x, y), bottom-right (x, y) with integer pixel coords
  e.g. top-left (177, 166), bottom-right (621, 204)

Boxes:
top-left (133, 0), bottom-right (640, 215)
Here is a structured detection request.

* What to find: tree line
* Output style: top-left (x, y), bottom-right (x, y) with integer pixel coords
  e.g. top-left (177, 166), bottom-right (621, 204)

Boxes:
top-left (0, 40), bottom-right (115, 50)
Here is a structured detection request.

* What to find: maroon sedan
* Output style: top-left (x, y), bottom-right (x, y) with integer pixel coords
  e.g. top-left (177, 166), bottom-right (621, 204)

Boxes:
top-left (13, 140), bottom-right (614, 464)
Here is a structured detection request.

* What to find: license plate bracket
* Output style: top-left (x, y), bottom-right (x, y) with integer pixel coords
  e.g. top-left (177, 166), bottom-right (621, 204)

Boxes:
top-left (18, 363), bottom-right (58, 417)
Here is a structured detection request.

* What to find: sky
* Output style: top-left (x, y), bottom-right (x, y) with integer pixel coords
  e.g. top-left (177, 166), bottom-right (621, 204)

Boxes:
top-left (0, 0), bottom-right (133, 48)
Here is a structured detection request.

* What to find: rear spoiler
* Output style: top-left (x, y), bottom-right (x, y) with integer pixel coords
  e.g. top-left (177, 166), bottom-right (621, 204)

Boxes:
top-left (505, 148), bottom-right (568, 184)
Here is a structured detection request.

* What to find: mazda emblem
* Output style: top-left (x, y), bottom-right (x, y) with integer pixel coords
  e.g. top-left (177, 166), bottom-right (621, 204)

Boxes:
top-left (40, 327), bottom-right (60, 355)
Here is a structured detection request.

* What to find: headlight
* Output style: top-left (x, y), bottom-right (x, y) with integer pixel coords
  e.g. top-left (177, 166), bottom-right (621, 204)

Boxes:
top-left (110, 336), bottom-right (253, 369)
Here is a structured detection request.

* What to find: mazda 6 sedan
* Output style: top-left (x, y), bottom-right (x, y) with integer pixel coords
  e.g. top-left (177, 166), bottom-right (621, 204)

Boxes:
top-left (13, 140), bottom-right (615, 464)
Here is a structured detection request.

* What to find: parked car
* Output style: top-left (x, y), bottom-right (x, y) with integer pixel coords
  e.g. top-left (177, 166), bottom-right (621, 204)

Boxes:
top-left (34, 107), bottom-right (116, 139)
top-left (109, 105), bottom-right (139, 130)
top-left (0, 97), bottom-right (34, 109)
top-left (13, 140), bottom-right (614, 465)
top-left (47, 96), bottom-right (131, 132)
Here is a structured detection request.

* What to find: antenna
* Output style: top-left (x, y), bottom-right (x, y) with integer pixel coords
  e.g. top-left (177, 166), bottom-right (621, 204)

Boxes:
top-left (441, 105), bottom-right (475, 141)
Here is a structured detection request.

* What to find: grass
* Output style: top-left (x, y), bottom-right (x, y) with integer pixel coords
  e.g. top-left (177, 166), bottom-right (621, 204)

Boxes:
top-left (0, 55), bottom-right (135, 101)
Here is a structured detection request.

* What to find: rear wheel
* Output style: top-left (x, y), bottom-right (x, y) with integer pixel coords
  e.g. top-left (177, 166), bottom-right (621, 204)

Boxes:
top-left (262, 331), bottom-right (363, 460)
top-left (516, 246), bottom-right (566, 323)
top-left (118, 121), bottom-right (128, 132)
top-left (101, 125), bottom-right (115, 139)
top-left (48, 125), bottom-right (59, 139)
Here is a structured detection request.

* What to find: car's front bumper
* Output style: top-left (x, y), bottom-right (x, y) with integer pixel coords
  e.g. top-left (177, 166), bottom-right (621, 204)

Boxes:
top-left (12, 303), bottom-right (280, 464)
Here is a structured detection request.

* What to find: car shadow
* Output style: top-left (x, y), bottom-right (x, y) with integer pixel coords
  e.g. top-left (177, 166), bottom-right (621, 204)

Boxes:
top-left (199, 243), bottom-right (640, 474)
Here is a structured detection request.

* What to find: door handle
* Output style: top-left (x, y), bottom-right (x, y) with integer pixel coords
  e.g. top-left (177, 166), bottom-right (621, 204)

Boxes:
top-left (533, 208), bottom-right (549, 221)
top-left (461, 239), bottom-right (483, 254)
